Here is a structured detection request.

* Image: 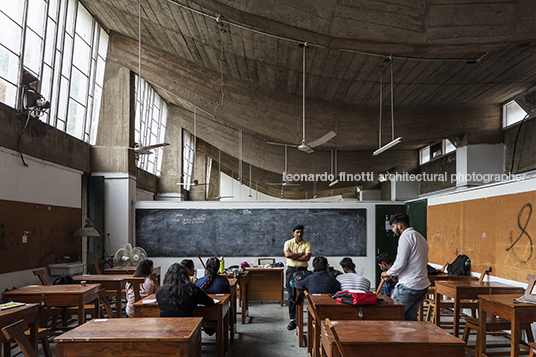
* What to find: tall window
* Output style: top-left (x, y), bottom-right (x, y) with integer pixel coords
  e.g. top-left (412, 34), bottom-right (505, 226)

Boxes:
top-left (0, 0), bottom-right (108, 144)
top-left (134, 75), bottom-right (168, 176)
top-left (182, 130), bottom-right (194, 190)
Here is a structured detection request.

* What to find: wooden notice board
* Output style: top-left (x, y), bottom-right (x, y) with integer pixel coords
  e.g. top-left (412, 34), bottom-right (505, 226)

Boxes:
top-left (428, 190), bottom-right (536, 282)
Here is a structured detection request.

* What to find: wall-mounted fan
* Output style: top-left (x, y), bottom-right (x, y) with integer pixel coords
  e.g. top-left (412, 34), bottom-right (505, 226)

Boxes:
top-left (268, 43), bottom-right (336, 153)
top-left (113, 243), bottom-right (147, 267)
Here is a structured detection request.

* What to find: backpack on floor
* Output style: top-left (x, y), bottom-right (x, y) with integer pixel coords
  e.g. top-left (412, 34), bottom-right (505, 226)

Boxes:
top-left (446, 254), bottom-right (471, 276)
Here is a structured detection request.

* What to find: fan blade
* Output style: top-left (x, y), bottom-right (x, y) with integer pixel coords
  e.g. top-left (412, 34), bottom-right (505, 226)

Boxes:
top-left (307, 131), bottom-right (337, 148)
top-left (135, 143), bottom-right (170, 151)
top-left (267, 141), bottom-right (298, 148)
top-left (135, 149), bottom-right (154, 155)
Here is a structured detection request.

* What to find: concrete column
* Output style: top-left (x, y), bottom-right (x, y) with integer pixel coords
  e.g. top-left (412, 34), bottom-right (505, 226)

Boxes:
top-left (91, 60), bottom-right (137, 254)
top-left (156, 115), bottom-right (183, 200)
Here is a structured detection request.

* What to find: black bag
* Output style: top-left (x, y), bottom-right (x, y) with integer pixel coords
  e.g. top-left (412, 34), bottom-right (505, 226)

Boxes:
top-left (427, 264), bottom-right (440, 275)
top-left (446, 255), bottom-right (471, 276)
top-left (52, 275), bottom-right (75, 285)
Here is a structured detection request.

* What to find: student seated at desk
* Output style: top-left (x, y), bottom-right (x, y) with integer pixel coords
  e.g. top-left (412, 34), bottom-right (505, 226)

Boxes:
top-left (126, 259), bottom-right (157, 317)
top-left (337, 257), bottom-right (371, 292)
top-left (156, 263), bottom-right (215, 317)
top-left (195, 257), bottom-right (230, 294)
top-left (298, 257), bottom-right (340, 294)
top-left (181, 259), bottom-right (198, 284)
top-left (377, 252), bottom-right (397, 297)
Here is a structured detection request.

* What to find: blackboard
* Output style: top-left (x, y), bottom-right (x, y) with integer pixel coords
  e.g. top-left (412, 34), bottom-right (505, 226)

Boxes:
top-left (136, 208), bottom-right (367, 257)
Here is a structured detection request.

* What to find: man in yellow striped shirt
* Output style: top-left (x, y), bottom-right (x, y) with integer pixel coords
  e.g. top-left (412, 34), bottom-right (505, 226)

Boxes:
top-left (284, 224), bottom-right (312, 330)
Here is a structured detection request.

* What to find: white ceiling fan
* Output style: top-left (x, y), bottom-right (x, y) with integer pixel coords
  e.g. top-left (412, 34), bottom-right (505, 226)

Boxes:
top-left (268, 42), bottom-right (336, 153)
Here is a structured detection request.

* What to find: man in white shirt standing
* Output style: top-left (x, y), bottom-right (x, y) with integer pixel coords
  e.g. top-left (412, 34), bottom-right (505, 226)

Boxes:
top-left (381, 213), bottom-right (430, 321)
top-left (337, 257), bottom-right (370, 292)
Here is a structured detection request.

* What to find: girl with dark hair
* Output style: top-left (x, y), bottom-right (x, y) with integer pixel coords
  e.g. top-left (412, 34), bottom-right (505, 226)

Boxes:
top-left (181, 259), bottom-right (198, 284)
top-left (195, 257), bottom-right (230, 294)
top-left (125, 259), bottom-right (157, 317)
top-left (156, 263), bottom-right (215, 317)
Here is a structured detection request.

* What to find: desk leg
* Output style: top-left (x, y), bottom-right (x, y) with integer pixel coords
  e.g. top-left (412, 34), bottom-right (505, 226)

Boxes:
top-left (280, 270), bottom-right (284, 307)
top-left (116, 288), bottom-right (123, 318)
top-left (296, 300), bottom-right (304, 347)
top-left (453, 294), bottom-right (460, 338)
top-left (77, 302), bottom-right (85, 326)
top-left (434, 292), bottom-right (441, 326)
top-left (511, 310), bottom-right (520, 357)
top-left (307, 309), bottom-right (313, 357)
top-left (224, 311), bottom-right (229, 356)
top-left (242, 281), bottom-right (249, 324)
top-left (478, 300), bottom-right (486, 357)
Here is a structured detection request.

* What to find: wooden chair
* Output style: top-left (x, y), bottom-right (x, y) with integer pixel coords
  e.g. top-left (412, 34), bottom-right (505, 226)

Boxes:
top-left (32, 269), bottom-right (47, 285)
top-left (461, 274), bottom-right (536, 356)
top-left (304, 291), bottom-right (322, 357)
top-left (375, 277), bottom-right (388, 296)
top-left (0, 321), bottom-right (52, 357)
top-left (529, 342), bottom-right (536, 357)
top-left (95, 289), bottom-right (115, 318)
top-left (126, 277), bottom-right (145, 303)
top-left (1, 320), bottom-right (42, 357)
top-left (426, 266), bottom-right (492, 325)
top-left (89, 260), bottom-right (102, 274)
top-left (326, 318), bottom-right (346, 357)
top-left (149, 272), bottom-right (160, 289)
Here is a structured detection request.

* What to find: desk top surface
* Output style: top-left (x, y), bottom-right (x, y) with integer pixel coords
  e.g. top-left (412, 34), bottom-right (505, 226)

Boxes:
top-left (0, 303), bottom-right (38, 318)
top-left (435, 281), bottom-right (523, 289)
top-left (478, 294), bottom-right (535, 308)
top-left (245, 267), bottom-right (283, 272)
top-left (134, 293), bottom-right (230, 307)
top-left (322, 320), bottom-right (465, 345)
top-left (73, 275), bottom-right (130, 282)
top-left (311, 294), bottom-right (403, 307)
top-left (3, 284), bottom-right (100, 296)
top-left (54, 317), bottom-right (202, 342)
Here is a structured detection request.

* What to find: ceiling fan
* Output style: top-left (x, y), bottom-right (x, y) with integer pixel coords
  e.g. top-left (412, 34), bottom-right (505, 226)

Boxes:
top-left (134, 142), bottom-right (170, 155)
top-left (268, 43), bottom-right (336, 153)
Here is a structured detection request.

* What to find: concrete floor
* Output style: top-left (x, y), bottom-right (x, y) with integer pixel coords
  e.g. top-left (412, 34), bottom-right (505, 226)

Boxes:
top-left (13, 302), bottom-right (529, 357)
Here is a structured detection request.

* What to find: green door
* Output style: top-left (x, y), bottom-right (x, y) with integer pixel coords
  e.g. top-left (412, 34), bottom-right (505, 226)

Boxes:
top-left (375, 204), bottom-right (406, 287)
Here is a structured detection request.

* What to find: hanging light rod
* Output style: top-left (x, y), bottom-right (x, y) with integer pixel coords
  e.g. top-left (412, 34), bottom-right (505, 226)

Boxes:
top-left (373, 137), bottom-right (403, 156)
top-left (328, 179), bottom-right (339, 187)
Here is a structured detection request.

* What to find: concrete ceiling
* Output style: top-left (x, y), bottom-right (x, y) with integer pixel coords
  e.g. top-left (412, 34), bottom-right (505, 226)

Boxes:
top-left (82, 0), bottom-right (536, 193)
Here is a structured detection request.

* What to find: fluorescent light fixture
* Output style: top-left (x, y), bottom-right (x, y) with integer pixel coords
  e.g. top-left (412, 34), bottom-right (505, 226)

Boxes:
top-left (373, 137), bottom-right (403, 156)
top-left (328, 180), bottom-right (339, 187)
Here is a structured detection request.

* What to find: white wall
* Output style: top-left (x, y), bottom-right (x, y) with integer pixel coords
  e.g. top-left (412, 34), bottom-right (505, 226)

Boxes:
top-left (0, 148), bottom-right (82, 294)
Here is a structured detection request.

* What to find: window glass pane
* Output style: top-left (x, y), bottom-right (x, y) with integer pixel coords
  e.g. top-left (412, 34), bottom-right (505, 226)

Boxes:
top-left (503, 100), bottom-right (527, 127)
top-left (95, 56), bottom-right (105, 86)
top-left (0, 77), bottom-right (18, 107)
top-left (0, 2), bottom-right (25, 25)
top-left (69, 67), bottom-right (88, 105)
top-left (61, 34), bottom-right (73, 78)
top-left (48, 0), bottom-right (60, 21)
top-left (0, 12), bottom-right (23, 54)
top-left (72, 35), bottom-right (90, 73)
top-left (75, 3), bottom-right (93, 46)
top-left (90, 85), bottom-right (102, 145)
top-left (0, 46), bottom-right (20, 83)
top-left (26, 0), bottom-right (46, 37)
top-left (40, 64), bottom-right (52, 103)
top-left (57, 76), bottom-right (69, 122)
top-left (65, 0), bottom-right (77, 36)
top-left (44, 18), bottom-right (56, 65)
top-left (419, 147), bottom-right (430, 165)
top-left (66, 98), bottom-right (85, 139)
top-left (98, 29), bottom-right (109, 58)
top-left (444, 139), bottom-right (456, 154)
top-left (23, 29), bottom-right (43, 76)
top-left (57, 118), bottom-right (65, 131)
top-left (85, 95), bottom-right (93, 134)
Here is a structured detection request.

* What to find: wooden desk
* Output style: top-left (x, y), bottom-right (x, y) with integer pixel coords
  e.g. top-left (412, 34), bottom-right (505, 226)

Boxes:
top-left (321, 320), bottom-right (465, 357)
top-left (0, 303), bottom-right (39, 353)
top-left (222, 272), bottom-right (250, 324)
top-left (72, 275), bottom-right (128, 318)
top-left (54, 317), bottom-right (202, 356)
top-left (434, 281), bottom-right (524, 338)
top-left (478, 294), bottom-right (536, 357)
top-left (104, 266), bottom-right (161, 284)
top-left (428, 273), bottom-right (478, 286)
top-left (245, 267), bottom-right (284, 306)
top-left (2, 284), bottom-right (100, 326)
top-left (134, 294), bottom-right (230, 357)
top-left (308, 294), bottom-right (404, 357)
